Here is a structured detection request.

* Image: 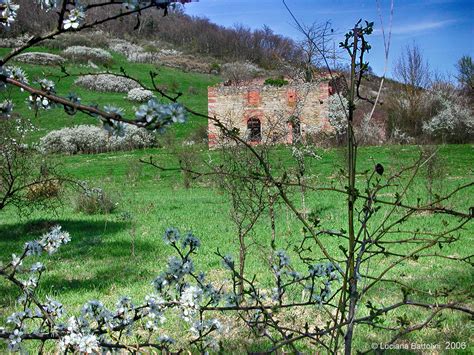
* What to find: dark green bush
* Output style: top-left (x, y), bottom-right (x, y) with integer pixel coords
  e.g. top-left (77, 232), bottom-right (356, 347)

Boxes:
top-left (209, 62), bottom-right (221, 74)
top-left (264, 77), bottom-right (289, 87)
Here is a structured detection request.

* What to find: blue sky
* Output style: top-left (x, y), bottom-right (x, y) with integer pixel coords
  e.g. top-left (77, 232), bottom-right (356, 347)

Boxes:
top-left (184, 0), bottom-right (474, 79)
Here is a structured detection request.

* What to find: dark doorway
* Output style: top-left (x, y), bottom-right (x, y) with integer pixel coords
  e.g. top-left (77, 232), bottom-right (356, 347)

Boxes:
top-left (291, 117), bottom-right (301, 143)
top-left (247, 117), bottom-right (262, 142)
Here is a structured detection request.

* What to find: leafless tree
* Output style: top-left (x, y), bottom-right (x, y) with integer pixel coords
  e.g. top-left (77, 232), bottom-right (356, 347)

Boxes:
top-left (394, 44), bottom-right (430, 89)
top-left (297, 21), bottom-right (334, 81)
top-left (212, 145), bottom-right (269, 296)
top-left (0, 116), bottom-right (64, 214)
top-left (389, 44), bottom-right (432, 136)
top-left (455, 55), bottom-right (474, 96)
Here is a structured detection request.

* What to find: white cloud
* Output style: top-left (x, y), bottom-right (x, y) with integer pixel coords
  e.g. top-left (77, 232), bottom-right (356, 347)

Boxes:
top-left (375, 19), bottom-right (457, 36)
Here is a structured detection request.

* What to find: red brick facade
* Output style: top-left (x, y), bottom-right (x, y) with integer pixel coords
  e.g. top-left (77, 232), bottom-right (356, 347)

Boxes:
top-left (208, 80), bottom-right (333, 148)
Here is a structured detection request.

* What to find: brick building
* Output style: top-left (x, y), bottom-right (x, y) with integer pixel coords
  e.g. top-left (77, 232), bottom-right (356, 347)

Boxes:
top-left (208, 78), bottom-right (335, 148)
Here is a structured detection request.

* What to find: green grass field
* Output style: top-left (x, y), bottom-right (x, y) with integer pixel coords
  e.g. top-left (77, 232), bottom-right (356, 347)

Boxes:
top-left (0, 46), bottom-right (473, 352)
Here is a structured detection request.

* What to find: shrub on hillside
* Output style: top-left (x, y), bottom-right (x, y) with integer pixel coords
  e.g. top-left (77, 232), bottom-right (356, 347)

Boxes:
top-left (128, 48), bottom-right (182, 64)
top-left (209, 62), bottom-right (221, 74)
top-left (160, 54), bottom-right (212, 73)
top-left (388, 128), bottom-right (415, 145)
top-left (38, 124), bottom-right (156, 155)
top-left (108, 39), bottom-right (144, 59)
top-left (127, 88), bottom-right (156, 102)
top-left (108, 125), bottom-right (157, 151)
top-left (221, 61), bottom-right (263, 82)
top-left (63, 46), bottom-right (113, 65)
top-left (43, 31), bottom-right (109, 50)
top-left (355, 114), bottom-right (384, 146)
top-left (327, 94), bottom-right (349, 143)
top-left (74, 74), bottom-right (140, 93)
top-left (0, 34), bottom-right (30, 48)
top-left (74, 184), bottom-right (117, 214)
top-left (127, 51), bottom-right (161, 64)
top-left (15, 52), bottom-right (65, 66)
top-left (26, 180), bottom-right (62, 202)
top-left (108, 38), bottom-right (210, 72)
top-left (264, 77), bottom-right (289, 87)
top-left (422, 91), bottom-right (474, 143)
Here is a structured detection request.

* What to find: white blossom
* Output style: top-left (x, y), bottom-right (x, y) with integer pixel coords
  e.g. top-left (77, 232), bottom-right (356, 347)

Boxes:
top-left (63, 7), bottom-right (85, 30)
top-left (327, 94), bottom-right (348, 137)
top-left (30, 262), bottom-right (45, 273)
top-left (63, 46), bottom-right (113, 64)
top-left (38, 124), bottom-right (156, 154)
top-left (127, 87), bottom-right (156, 102)
top-left (180, 286), bottom-right (202, 322)
top-left (15, 52), bottom-right (65, 66)
top-left (0, 0), bottom-right (19, 28)
top-left (8, 328), bottom-right (22, 350)
top-left (11, 254), bottom-right (21, 268)
top-left (422, 92), bottom-right (473, 140)
top-left (75, 74), bottom-right (140, 93)
top-left (36, 0), bottom-right (59, 10)
top-left (38, 225), bottom-right (71, 254)
top-left (78, 334), bottom-right (99, 353)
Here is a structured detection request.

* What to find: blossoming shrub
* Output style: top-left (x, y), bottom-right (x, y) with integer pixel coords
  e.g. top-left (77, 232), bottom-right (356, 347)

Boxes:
top-left (422, 91), bottom-right (474, 143)
top-left (44, 31), bottom-right (109, 50)
top-left (127, 87), bottom-right (156, 102)
top-left (220, 61), bottom-right (264, 82)
top-left (62, 46), bottom-right (113, 65)
top-left (388, 128), bottom-right (414, 144)
top-left (108, 125), bottom-right (157, 151)
top-left (74, 184), bottom-right (117, 214)
top-left (107, 39), bottom-right (183, 64)
top-left (159, 54), bottom-right (212, 73)
top-left (127, 51), bottom-right (162, 64)
top-left (14, 52), bottom-right (65, 66)
top-left (0, 33), bottom-right (30, 48)
top-left (327, 94), bottom-right (349, 139)
top-left (74, 74), bottom-right (140, 93)
top-left (355, 114), bottom-right (384, 146)
top-left (38, 124), bottom-right (156, 155)
top-left (108, 38), bottom-right (144, 59)
top-left (107, 38), bottom-right (211, 72)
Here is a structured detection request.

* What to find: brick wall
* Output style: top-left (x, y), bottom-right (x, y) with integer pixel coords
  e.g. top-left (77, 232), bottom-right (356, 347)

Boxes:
top-left (208, 80), bottom-right (332, 148)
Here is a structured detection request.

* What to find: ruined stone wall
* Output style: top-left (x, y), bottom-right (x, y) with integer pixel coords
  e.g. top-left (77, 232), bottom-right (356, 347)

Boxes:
top-left (208, 81), bottom-right (332, 148)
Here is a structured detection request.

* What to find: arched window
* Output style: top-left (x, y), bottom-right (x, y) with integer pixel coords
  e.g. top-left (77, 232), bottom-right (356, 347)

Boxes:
top-left (247, 117), bottom-right (262, 142)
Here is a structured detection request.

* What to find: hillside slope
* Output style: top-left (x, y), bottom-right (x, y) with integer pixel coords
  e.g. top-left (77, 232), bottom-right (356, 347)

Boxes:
top-left (0, 46), bottom-right (219, 143)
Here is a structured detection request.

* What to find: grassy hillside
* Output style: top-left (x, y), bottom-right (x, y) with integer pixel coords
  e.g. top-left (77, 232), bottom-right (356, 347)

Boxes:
top-left (0, 46), bottom-right (219, 142)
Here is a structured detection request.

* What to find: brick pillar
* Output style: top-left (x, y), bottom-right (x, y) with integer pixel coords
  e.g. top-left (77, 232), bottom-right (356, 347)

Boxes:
top-left (208, 87), bottom-right (218, 148)
top-left (246, 90), bottom-right (261, 106)
top-left (318, 82), bottom-right (331, 130)
top-left (287, 88), bottom-right (297, 106)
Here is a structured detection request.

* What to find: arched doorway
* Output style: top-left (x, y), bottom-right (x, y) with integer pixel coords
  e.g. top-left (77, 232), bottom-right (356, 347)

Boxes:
top-left (247, 117), bottom-right (262, 142)
top-left (290, 116), bottom-right (301, 144)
